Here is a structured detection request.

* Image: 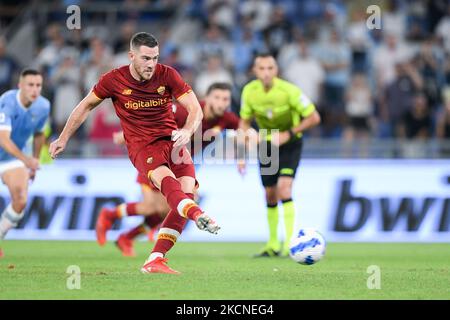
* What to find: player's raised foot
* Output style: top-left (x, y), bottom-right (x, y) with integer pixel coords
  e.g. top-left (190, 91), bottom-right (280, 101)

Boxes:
top-left (140, 257), bottom-right (180, 275)
top-left (115, 234), bottom-right (136, 257)
top-left (96, 208), bottom-right (117, 246)
top-left (194, 213), bottom-right (220, 234)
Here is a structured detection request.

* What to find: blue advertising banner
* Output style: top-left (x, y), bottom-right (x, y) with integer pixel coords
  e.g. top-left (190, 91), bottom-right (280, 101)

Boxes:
top-left (2, 159), bottom-right (449, 242)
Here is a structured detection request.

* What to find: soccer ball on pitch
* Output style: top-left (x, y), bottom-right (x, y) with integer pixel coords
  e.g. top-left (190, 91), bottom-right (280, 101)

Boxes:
top-left (289, 228), bottom-right (326, 265)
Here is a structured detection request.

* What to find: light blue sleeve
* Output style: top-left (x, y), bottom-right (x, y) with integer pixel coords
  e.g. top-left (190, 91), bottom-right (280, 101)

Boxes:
top-left (35, 100), bottom-right (50, 133)
top-left (35, 115), bottom-right (47, 133)
top-left (0, 94), bottom-right (13, 131)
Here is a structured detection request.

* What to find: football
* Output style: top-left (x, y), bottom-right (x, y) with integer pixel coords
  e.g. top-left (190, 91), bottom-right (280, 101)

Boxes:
top-left (289, 228), bottom-right (326, 265)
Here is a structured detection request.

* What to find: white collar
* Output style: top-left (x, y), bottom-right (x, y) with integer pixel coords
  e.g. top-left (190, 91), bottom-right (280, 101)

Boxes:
top-left (16, 90), bottom-right (30, 110)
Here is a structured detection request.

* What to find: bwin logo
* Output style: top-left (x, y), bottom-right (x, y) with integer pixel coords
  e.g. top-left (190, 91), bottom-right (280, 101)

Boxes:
top-left (333, 179), bottom-right (450, 232)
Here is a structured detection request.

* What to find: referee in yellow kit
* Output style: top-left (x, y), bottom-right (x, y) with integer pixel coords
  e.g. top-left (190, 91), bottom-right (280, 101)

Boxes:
top-left (238, 53), bottom-right (321, 257)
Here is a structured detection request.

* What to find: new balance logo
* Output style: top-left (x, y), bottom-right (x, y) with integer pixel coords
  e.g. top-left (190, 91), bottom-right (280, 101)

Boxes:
top-left (122, 89), bottom-right (132, 95)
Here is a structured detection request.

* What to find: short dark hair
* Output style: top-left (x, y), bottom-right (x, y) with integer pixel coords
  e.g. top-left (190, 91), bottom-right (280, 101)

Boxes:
top-left (20, 68), bottom-right (42, 78)
top-left (254, 52), bottom-right (275, 60)
top-left (206, 82), bottom-right (232, 95)
top-left (130, 32), bottom-right (158, 50)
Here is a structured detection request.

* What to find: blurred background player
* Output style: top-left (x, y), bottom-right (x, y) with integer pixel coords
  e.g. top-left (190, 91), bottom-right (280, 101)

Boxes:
top-left (238, 53), bottom-right (321, 257)
top-left (0, 69), bottom-right (50, 257)
top-left (97, 82), bottom-right (239, 257)
top-left (49, 32), bottom-right (220, 274)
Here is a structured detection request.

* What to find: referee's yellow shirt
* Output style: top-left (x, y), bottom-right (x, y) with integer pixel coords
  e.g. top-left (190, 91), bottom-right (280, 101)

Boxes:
top-left (240, 77), bottom-right (316, 139)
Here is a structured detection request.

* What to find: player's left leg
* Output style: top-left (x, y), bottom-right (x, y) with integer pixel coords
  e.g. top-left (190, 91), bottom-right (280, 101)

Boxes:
top-left (0, 166), bottom-right (30, 257)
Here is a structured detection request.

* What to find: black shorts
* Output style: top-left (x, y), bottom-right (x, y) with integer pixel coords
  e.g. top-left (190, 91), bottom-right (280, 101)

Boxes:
top-left (349, 116), bottom-right (370, 131)
top-left (258, 138), bottom-right (303, 187)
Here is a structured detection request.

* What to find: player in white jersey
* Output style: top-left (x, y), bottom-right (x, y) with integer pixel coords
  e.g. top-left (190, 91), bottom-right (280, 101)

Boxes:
top-left (0, 69), bottom-right (50, 257)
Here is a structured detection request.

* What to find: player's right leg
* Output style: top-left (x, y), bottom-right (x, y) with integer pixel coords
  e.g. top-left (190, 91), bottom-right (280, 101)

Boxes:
top-left (0, 165), bottom-right (29, 257)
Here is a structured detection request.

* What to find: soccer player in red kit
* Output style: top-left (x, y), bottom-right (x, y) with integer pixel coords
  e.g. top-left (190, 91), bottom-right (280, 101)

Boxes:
top-left (49, 32), bottom-right (220, 274)
top-left (97, 83), bottom-right (239, 257)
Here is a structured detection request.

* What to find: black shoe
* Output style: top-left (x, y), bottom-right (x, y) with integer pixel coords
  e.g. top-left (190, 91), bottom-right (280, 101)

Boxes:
top-left (253, 248), bottom-right (280, 258)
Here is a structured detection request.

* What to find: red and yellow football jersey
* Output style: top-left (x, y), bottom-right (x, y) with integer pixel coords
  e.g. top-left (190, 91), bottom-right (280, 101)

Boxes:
top-left (92, 64), bottom-right (192, 160)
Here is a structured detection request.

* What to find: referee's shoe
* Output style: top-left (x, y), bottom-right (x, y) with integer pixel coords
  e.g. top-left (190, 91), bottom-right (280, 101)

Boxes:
top-left (253, 243), bottom-right (281, 258)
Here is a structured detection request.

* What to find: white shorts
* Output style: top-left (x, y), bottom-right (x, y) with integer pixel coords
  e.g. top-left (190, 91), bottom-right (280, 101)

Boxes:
top-left (0, 159), bottom-right (26, 179)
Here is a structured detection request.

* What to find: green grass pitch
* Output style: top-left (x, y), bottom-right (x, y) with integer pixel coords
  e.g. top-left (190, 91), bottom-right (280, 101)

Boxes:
top-left (0, 241), bottom-right (448, 300)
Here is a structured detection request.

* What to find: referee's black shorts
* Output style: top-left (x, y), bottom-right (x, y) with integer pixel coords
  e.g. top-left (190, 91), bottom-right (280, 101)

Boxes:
top-left (258, 137), bottom-right (303, 187)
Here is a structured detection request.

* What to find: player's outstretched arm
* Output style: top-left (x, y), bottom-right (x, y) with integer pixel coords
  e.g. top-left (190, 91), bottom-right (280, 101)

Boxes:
top-left (0, 130), bottom-right (39, 171)
top-left (49, 91), bottom-right (103, 159)
top-left (172, 91), bottom-right (203, 148)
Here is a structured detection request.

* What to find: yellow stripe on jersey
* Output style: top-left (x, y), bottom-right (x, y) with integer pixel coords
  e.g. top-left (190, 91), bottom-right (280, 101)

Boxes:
top-left (91, 90), bottom-right (104, 101)
top-left (176, 89), bottom-right (193, 101)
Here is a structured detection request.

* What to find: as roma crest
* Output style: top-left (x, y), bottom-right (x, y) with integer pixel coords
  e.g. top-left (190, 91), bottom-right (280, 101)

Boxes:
top-left (157, 86), bottom-right (165, 95)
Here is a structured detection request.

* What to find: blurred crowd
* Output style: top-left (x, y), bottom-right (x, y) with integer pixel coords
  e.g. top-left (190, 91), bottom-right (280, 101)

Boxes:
top-left (1, 0), bottom-right (450, 148)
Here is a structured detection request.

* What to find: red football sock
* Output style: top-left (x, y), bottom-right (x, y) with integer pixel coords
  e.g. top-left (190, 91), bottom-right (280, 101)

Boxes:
top-left (151, 209), bottom-right (187, 255)
top-left (160, 176), bottom-right (202, 220)
top-left (183, 193), bottom-right (202, 219)
top-left (108, 203), bottom-right (139, 219)
top-left (124, 224), bottom-right (146, 240)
